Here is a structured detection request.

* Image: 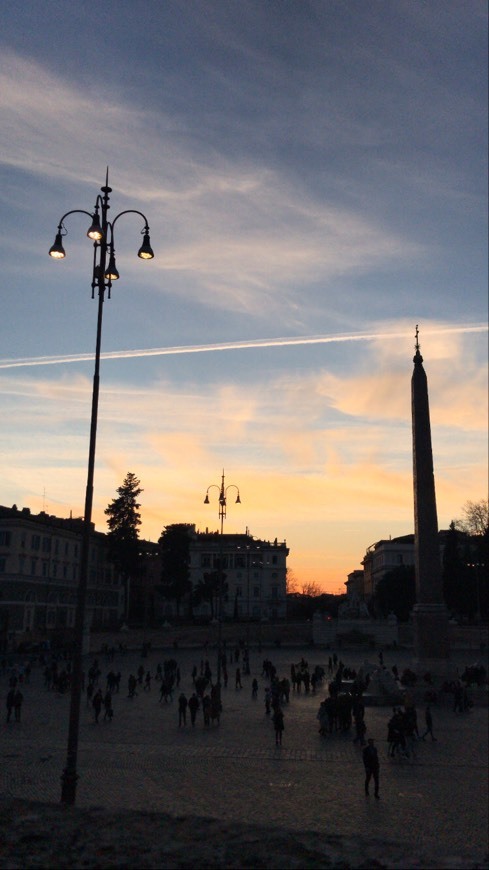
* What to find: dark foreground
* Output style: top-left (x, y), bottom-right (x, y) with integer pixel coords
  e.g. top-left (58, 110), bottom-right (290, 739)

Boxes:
top-left (0, 798), bottom-right (487, 869)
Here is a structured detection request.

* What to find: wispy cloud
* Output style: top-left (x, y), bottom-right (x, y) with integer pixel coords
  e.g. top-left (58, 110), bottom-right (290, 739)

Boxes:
top-left (0, 51), bottom-right (432, 321)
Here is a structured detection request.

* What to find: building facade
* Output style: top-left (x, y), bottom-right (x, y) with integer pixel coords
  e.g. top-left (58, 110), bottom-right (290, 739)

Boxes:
top-left (361, 531), bottom-right (453, 603)
top-left (188, 529), bottom-right (288, 622)
top-left (362, 534), bottom-right (416, 600)
top-left (153, 527), bottom-right (288, 623)
top-left (0, 505), bottom-right (123, 647)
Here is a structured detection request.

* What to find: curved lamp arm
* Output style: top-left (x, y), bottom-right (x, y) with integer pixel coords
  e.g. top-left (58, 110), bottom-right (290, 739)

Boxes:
top-left (111, 210), bottom-right (154, 260)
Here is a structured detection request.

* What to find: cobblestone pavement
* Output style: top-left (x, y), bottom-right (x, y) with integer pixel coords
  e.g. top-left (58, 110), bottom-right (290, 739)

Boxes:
top-left (0, 645), bottom-right (487, 863)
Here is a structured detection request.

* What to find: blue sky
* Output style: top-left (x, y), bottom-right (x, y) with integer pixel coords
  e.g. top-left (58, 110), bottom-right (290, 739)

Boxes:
top-left (0, 0), bottom-right (487, 591)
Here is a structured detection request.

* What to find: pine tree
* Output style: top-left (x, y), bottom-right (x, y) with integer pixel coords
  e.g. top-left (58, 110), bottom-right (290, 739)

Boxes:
top-left (105, 472), bottom-right (143, 621)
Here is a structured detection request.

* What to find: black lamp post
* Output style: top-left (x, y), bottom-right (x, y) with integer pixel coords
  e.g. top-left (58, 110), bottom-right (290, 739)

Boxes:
top-left (49, 171), bottom-right (154, 805)
top-left (204, 470), bottom-right (241, 686)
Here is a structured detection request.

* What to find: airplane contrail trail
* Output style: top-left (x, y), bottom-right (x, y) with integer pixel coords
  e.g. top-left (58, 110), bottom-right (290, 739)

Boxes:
top-left (0, 324), bottom-right (486, 370)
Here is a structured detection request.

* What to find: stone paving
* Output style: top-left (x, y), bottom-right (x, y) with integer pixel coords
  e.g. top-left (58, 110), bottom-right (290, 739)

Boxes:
top-left (0, 644), bottom-right (487, 864)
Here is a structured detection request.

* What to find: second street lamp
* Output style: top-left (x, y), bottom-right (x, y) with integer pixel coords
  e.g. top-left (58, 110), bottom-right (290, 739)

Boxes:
top-left (204, 470), bottom-right (241, 688)
top-left (49, 170), bottom-right (154, 805)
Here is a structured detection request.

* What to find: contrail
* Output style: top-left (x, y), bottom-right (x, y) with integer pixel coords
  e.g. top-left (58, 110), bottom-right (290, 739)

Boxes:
top-left (0, 324), bottom-right (486, 370)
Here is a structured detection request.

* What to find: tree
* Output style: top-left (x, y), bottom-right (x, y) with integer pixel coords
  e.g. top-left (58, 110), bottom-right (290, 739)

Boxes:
top-left (192, 569), bottom-right (228, 620)
top-left (105, 472), bottom-right (143, 621)
top-left (158, 524), bottom-right (193, 620)
top-left (442, 522), bottom-right (465, 616)
top-left (456, 499), bottom-right (489, 536)
top-left (301, 581), bottom-right (323, 597)
top-left (450, 500), bottom-right (488, 620)
top-left (373, 566), bottom-right (416, 622)
top-left (286, 568), bottom-right (299, 594)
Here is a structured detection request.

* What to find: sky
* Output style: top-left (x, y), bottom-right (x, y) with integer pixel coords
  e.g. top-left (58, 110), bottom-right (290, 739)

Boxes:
top-left (0, 0), bottom-right (487, 594)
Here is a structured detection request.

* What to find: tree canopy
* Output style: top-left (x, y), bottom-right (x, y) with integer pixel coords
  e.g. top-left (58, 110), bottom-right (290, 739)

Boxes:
top-left (373, 565), bottom-right (416, 622)
top-left (105, 472), bottom-right (143, 619)
top-left (158, 523), bottom-right (193, 618)
top-left (456, 499), bottom-right (489, 537)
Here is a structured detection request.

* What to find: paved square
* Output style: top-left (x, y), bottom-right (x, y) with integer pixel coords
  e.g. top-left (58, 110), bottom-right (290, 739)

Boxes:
top-left (1, 643), bottom-right (487, 865)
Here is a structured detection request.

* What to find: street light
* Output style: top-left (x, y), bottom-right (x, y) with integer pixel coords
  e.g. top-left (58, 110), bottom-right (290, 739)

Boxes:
top-left (49, 171), bottom-right (154, 805)
top-left (204, 470), bottom-right (241, 686)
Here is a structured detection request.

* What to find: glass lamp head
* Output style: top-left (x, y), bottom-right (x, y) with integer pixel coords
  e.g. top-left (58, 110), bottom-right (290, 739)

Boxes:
top-left (87, 213), bottom-right (103, 241)
top-left (104, 253), bottom-right (119, 281)
top-left (49, 232), bottom-right (66, 259)
top-left (138, 231), bottom-right (154, 260)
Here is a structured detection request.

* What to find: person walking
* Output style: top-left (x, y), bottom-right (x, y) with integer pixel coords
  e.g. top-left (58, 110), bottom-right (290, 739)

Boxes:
top-left (235, 667), bottom-right (242, 689)
top-left (6, 688), bottom-right (15, 723)
top-left (13, 689), bottom-right (23, 723)
top-left (103, 691), bottom-right (113, 721)
top-left (421, 705), bottom-right (437, 741)
top-left (178, 692), bottom-right (188, 727)
top-left (188, 692), bottom-right (199, 727)
top-left (92, 689), bottom-right (103, 723)
top-left (272, 706), bottom-right (285, 746)
top-left (362, 738), bottom-right (380, 798)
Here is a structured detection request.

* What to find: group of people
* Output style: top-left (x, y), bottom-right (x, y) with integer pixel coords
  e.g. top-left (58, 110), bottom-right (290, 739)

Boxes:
top-left (4, 639), bottom-right (479, 808)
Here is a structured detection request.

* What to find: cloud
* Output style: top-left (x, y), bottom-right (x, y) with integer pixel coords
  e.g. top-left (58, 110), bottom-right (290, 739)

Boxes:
top-left (0, 51), bottom-right (430, 320)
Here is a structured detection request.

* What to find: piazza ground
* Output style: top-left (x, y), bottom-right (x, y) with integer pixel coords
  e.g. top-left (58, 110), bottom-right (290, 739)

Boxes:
top-left (0, 636), bottom-right (487, 868)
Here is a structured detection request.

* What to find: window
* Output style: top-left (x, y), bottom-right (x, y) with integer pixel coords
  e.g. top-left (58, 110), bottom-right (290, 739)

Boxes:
top-left (236, 586), bottom-right (242, 597)
top-left (201, 554), bottom-right (211, 568)
top-left (253, 586), bottom-right (260, 598)
top-left (42, 537), bottom-right (51, 553)
top-left (0, 557), bottom-right (6, 573)
top-left (31, 559), bottom-right (37, 575)
top-left (0, 531), bottom-right (11, 546)
top-left (235, 554), bottom-right (245, 568)
top-left (271, 586), bottom-right (278, 599)
top-left (272, 555), bottom-right (277, 565)
top-left (32, 535), bottom-right (41, 551)
top-left (42, 561), bottom-right (49, 578)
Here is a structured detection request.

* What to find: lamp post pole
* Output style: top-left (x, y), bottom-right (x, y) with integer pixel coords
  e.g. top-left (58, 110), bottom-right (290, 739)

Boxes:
top-left (49, 172), bottom-right (154, 805)
top-left (204, 470), bottom-right (241, 687)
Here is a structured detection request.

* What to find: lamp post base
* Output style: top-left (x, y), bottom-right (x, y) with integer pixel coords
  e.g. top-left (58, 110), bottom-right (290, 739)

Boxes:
top-left (60, 768), bottom-right (78, 805)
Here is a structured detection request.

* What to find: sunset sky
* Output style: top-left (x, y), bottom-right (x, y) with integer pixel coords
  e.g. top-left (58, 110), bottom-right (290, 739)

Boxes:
top-left (0, 1), bottom-right (487, 593)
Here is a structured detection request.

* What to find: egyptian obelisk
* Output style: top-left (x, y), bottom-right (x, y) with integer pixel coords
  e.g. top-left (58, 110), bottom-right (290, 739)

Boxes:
top-left (411, 326), bottom-right (450, 669)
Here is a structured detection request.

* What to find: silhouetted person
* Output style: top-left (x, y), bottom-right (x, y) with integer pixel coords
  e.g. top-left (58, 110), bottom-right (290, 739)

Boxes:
top-left (421, 705), bottom-right (437, 741)
top-left (363, 738), bottom-right (380, 798)
top-left (178, 692), bottom-right (188, 727)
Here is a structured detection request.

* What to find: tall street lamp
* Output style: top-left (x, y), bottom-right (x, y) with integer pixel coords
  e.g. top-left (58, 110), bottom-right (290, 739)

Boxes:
top-left (49, 171), bottom-right (154, 805)
top-left (204, 470), bottom-right (241, 686)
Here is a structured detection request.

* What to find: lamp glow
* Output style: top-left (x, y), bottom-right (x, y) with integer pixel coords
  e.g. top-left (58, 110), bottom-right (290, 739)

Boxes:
top-left (49, 233), bottom-right (66, 259)
top-left (104, 254), bottom-right (119, 281)
top-left (87, 213), bottom-right (103, 241)
top-left (138, 231), bottom-right (154, 260)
